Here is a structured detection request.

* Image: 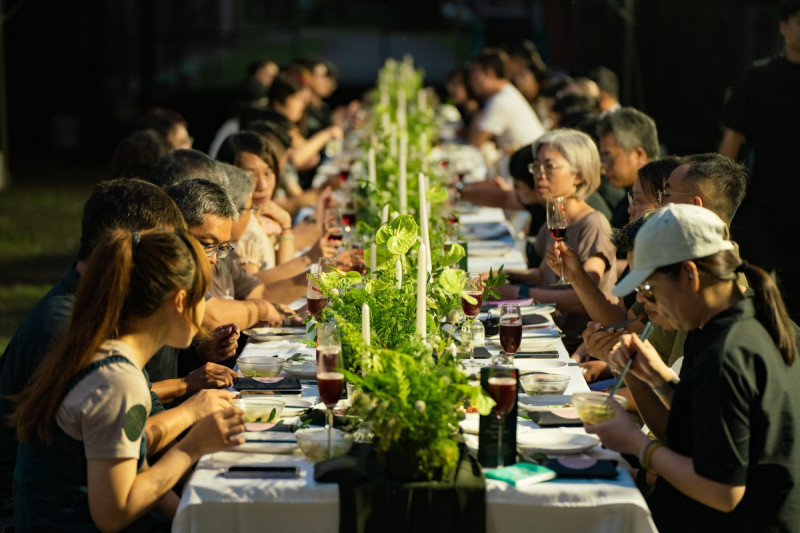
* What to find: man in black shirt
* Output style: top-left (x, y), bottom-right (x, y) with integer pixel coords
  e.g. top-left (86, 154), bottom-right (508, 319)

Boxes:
top-left (719, 0), bottom-right (800, 323)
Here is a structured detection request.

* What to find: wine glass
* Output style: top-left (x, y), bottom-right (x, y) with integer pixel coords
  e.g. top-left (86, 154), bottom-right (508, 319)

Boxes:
top-left (487, 365), bottom-right (517, 468)
top-left (460, 319), bottom-right (480, 370)
top-left (499, 304), bottom-right (522, 361)
top-left (546, 196), bottom-right (570, 286)
top-left (325, 207), bottom-right (345, 250)
top-left (461, 272), bottom-right (483, 322)
top-left (306, 275), bottom-right (328, 320)
top-left (316, 322), bottom-right (343, 458)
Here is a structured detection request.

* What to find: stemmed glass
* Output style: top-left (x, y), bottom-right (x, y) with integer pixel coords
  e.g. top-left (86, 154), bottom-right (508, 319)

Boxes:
top-left (461, 272), bottom-right (483, 323)
top-left (325, 207), bottom-right (345, 250)
top-left (460, 272), bottom-right (483, 368)
top-left (460, 320), bottom-right (479, 369)
top-left (499, 304), bottom-right (522, 362)
top-left (546, 196), bottom-right (570, 285)
top-left (487, 365), bottom-right (517, 468)
top-left (306, 275), bottom-right (328, 321)
top-left (316, 322), bottom-right (343, 459)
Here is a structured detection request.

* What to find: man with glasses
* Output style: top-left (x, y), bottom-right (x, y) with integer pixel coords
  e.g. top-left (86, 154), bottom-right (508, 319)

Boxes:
top-left (166, 178), bottom-right (295, 332)
top-left (597, 107), bottom-right (660, 229)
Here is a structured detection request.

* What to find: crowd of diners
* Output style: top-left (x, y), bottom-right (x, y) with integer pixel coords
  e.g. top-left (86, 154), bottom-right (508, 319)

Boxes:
top-left (2, 2), bottom-right (799, 530)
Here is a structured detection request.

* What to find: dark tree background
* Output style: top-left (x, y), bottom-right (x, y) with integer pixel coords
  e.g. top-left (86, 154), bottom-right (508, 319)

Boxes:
top-left (1, 0), bottom-right (783, 173)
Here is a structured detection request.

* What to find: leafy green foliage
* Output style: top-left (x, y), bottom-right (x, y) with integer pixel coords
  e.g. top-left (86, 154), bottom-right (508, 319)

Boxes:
top-left (346, 345), bottom-right (492, 480)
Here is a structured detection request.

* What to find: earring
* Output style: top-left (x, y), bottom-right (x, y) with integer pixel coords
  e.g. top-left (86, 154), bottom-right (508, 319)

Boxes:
top-left (688, 274), bottom-right (695, 280)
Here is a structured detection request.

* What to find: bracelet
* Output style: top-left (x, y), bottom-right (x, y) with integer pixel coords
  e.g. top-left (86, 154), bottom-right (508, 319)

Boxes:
top-left (278, 233), bottom-right (295, 241)
top-left (653, 374), bottom-right (680, 396)
top-left (281, 226), bottom-right (293, 233)
top-left (638, 440), bottom-right (665, 471)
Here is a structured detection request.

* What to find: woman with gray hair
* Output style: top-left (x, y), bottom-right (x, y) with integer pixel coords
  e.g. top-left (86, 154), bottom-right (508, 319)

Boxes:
top-left (497, 128), bottom-right (616, 351)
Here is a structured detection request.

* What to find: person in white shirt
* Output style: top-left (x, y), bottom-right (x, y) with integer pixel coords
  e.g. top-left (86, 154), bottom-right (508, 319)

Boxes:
top-left (468, 48), bottom-right (546, 153)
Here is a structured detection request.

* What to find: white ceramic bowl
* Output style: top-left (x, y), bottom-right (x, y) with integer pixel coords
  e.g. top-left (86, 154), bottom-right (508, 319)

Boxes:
top-left (232, 397), bottom-right (285, 423)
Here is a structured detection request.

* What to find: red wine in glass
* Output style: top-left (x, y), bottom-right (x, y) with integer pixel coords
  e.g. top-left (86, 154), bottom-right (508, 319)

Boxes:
top-left (461, 290), bottom-right (483, 320)
top-left (308, 296), bottom-right (329, 318)
top-left (328, 231), bottom-right (344, 242)
top-left (338, 170), bottom-right (349, 183)
top-left (318, 371), bottom-right (344, 407)
top-left (499, 319), bottom-right (522, 355)
top-left (550, 227), bottom-right (567, 241)
top-left (488, 376), bottom-right (517, 416)
top-left (342, 212), bottom-right (357, 227)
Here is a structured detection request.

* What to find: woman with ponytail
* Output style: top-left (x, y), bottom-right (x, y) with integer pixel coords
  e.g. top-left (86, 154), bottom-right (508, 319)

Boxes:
top-left (583, 204), bottom-right (800, 532)
top-left (11, 229), bottom-right (245, 532)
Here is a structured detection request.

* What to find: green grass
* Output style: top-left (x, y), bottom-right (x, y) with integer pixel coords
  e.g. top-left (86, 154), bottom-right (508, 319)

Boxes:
top-left (0, 162), bottom-right (98, 351)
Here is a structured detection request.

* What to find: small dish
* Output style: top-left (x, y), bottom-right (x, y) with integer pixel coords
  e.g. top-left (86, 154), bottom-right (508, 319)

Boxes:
top-left (520, 373), bottom-right (570, 395)
top-left (295, 428), bottom-right (354, 462)
top-left (519, 360), bottom-right (568, 372)
top-left (517, 394), bottom-right (572, 412)
top-left (232, 397), bottom-right (285, 423)
top-left (238, 356), bottom-right (284, 378)
top-left (283, 359), bottom-right (318, 380)
top-left (517, 428), bottom-right (600, 455)
top-left (571, 392), bottom-right (629, 424)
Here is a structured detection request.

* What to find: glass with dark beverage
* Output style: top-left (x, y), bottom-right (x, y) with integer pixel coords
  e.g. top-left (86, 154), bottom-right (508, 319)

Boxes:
top-left (487, 365), bottom-right (517, 467)
top-left (316, 322), bottom-right (343, 458)
top-left (461, 272), bottom-right (483, 321)
top-left (499, 304), bottom-right (522, 359)
top-left (546, 196), bottom-right (570, 285)
top-left (306, 275), bottom-right (328, 320)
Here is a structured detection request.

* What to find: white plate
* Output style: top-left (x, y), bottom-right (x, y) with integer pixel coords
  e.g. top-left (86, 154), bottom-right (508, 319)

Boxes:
top-left (281, 399), bottom-right (313, 417)
top-left (244, 327), bottom-right (307, 341)
top-left (519, 360), bottom-right (568, 372)
top-left (517, 394), bottom-right (572, 412)
top-left (232, 432), bottom-right (299, 454)
top-left (283, 360), bottom-right (318, 380)
top-left (462, 224), bottom-right (511, 240)
top-left (517, 429), bottom-right (600, 455)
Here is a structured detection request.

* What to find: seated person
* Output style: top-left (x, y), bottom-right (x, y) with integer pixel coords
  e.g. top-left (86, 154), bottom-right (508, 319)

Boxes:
top-left (493, 129), bottom-right (617, 352)
top-left (165, 178), bottom-right (298, 324)
top-left (0, 180), bottom-right (235, 519)
top-left (11, 229), bottom-right (245, 532)
top-left (587, 204), bottom-right (800, 532)
top-left (133, 107), bottom-right (194, 151)
top-left (108, 129), bottom-right (170, 181)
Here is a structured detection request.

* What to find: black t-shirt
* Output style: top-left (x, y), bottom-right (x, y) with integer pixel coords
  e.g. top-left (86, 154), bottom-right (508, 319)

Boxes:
top-left (722, 54), bottom-right (800, 271)
top-left (649, 298), bottom-right (800, 532)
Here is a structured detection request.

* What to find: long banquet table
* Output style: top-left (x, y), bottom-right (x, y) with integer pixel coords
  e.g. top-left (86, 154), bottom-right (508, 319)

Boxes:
top-left (173, 207), bottom-right (657, 533)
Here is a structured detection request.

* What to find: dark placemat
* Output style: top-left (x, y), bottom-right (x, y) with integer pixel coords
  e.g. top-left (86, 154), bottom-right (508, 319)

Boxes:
top-left (233, 376), bottom-right (301, 393)
top-left (329, 443), bottom-right (485, 533)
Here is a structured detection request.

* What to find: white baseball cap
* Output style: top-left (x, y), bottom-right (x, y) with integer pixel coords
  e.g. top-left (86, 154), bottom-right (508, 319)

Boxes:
top-left (613, 204), bottom-right (734, 297)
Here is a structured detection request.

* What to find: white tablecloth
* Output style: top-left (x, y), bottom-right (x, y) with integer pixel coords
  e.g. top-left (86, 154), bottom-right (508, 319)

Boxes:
top-left (172, 209), bottom-right (656, 533)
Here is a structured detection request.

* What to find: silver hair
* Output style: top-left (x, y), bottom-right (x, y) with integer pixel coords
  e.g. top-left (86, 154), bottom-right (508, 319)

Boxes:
top-left (165, 178), bottom-right (239, 228)
top-left (216, 163), bottom-right (254, 211)
top-left (531, 128), bottom-right (602, 201)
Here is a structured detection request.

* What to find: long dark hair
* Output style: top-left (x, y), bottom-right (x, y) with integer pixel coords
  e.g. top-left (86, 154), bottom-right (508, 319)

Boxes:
top-left (12, 229), bottom-right (211, 443)
top-left (657, 250), bottom-right (796, 365)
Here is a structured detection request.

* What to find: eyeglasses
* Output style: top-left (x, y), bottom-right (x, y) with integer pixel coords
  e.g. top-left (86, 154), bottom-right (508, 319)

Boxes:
top-left (635, 282), bottom-right (655, 303)
top-left (657, 189), bottom-right (695, 206)
top-left (190, 234), bottom-right (234, 259)
top-left (528, 161), bottom-right (569, 175)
